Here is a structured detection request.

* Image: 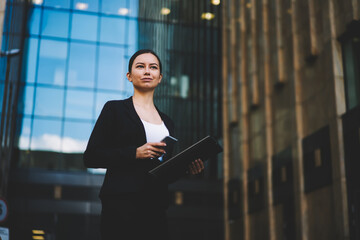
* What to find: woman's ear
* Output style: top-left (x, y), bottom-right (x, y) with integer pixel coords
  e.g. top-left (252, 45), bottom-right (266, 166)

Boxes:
top-left (126, 72), bottom-right (132, 82)
top-left (158, 73), bottom-right (163, 83)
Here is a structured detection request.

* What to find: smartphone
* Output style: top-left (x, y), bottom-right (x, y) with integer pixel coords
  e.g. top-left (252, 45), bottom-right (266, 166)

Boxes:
top-left (158, 136), bottom-right (178, 161)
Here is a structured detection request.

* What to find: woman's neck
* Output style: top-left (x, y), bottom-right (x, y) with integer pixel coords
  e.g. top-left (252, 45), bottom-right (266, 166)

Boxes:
top-left (132, 91), bottom-right (155, 109)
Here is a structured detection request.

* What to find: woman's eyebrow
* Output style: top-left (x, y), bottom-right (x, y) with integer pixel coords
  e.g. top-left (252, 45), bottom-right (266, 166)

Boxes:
top-left (135, 62), bottom-right (159, 66)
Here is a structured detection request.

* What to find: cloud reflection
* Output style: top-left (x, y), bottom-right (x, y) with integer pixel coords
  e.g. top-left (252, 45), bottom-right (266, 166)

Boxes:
top-left (20, 133), bottom-right (87, 153)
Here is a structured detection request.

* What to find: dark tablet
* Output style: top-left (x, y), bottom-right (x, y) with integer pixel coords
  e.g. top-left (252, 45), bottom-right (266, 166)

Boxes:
top-left (149, 135), bottom-right (223, 182)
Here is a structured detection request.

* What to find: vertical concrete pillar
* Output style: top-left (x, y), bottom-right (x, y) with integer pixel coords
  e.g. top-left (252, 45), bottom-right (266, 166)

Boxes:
top-left (262, 0), bottom-right (275, 239)
top-left (291, 0), bottom-right (308, 239)
top-left (0, 0), bottom-right (6, 49)
top-left (222, 0), bottom-right (231, 239)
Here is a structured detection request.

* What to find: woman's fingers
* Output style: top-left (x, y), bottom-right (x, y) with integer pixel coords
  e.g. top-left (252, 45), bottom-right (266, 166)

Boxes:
top-left (188, 159), bottom-right (204, 175)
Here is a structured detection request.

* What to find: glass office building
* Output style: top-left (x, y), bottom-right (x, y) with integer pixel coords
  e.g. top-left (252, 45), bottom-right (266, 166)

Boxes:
top-left (1, 0), bottom-right (222, 239)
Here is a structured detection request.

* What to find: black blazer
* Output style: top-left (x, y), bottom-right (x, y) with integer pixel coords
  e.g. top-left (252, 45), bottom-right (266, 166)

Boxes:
top-left (83, 97), bottom-right (175, 198)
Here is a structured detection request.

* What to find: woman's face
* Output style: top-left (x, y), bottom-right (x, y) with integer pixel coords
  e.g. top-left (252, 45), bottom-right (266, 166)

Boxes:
top-left (126, 53), bottom-right (162, 91)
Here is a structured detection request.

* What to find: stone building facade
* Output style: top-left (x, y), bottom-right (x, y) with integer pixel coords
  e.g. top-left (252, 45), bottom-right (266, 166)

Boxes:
top-left (221, 0), bottom-right (360, 240)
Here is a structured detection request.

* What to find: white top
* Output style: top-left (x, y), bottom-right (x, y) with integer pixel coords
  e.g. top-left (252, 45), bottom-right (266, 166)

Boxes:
top-left (140, 119), bottom-right (169, 143)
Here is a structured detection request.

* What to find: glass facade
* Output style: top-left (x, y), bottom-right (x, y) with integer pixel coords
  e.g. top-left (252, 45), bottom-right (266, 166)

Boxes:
top-left (17, 0), bottom-right (137, 171)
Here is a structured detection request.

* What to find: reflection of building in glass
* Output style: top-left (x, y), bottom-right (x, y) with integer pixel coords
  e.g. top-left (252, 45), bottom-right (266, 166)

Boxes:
top-left (222, 0), bottom-right (360, 240)
top-left (0, 0), bottom-right (222, 239)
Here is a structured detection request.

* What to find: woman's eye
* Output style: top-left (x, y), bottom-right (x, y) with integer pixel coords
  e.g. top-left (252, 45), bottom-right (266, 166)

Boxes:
top-left (150, 66), bottom-right (158, 69)
top-left (136, 65), bottom-right (144, 68)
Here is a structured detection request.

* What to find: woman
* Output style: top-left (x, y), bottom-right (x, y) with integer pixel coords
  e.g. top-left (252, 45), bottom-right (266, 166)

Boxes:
top-left (83, 49), bottom-right (204, 240)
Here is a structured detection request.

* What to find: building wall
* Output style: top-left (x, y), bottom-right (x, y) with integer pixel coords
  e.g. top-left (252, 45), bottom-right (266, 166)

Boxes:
top-left (222, 0), bottom-right (359, 240)
top-left (0, 0), bottom-right (5, 49)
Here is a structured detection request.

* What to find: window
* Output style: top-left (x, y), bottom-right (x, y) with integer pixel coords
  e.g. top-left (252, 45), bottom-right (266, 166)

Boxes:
top-left (341, 21), bottom-right (360, 110)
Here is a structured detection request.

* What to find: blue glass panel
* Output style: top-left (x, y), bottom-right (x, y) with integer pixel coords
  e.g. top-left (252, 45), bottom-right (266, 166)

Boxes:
top-left (62, 121), bottom-right (93, 153)
top-left (127, 19), bottom-right (138, 54)
top-left (44, 0), bottom-right (70, 9)
top-left (73, 0), bottom-right (99, 12)
top-left (31, 118), bottom-right (62, 151)
top-left (97, 45), bottom-right (127, 90)
top-left (18, 117), bottom-right (32, 150)
top-left (101, 0), bottom-right (127, 15)
top-left (129, 0), bottom-right (139, 17)
top-left (37, 39), bottom-right (67, 86)
top-left (29, 7), bottom-right (41, 35)
top-left (23, 85), bottom-right (34, 115)
top-left (65, 89), bottom-right (94, 119)
top-left (0, 83), bottom-right (4, 114)
top-left (34, 86), bottom-right (64, 117)
top-left (100, 16), bottom-right (126, 44)
top-left (71, 13), bottom-right (98, 41)
top-left (95, 91), bottom-right (130, 118)
top-left (41, 9), bottom-right (69, 38)
top-left (68, 42), bottom-right (96, 88)
top-left (24, 37), bottom-right (38, 83)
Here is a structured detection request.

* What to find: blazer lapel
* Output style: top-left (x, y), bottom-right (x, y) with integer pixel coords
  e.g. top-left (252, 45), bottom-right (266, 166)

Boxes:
top-left (124, 96), bottom-right (147, 144)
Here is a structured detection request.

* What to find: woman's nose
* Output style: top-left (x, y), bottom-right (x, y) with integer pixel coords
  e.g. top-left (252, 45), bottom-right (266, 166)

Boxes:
top-left (144, 66), bottom-right (150, 74)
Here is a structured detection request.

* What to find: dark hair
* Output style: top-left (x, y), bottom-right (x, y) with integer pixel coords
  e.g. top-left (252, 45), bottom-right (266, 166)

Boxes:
top-left (128, 49), bottom-right (162, 74)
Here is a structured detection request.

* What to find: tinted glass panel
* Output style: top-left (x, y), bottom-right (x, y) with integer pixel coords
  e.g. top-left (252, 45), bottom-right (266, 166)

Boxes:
top-left (101, 0), bottom-right (128, 15)
top-left (23, 85), bottom-right (34, 115)
top-left (73, 0), bottom-right (99, 12)
top-left (127, 19), bottom-right (138, 54)
top-left (24, 37), bottom-right (38, 84)
top-left (0, 83), bottom-right (3, 114)
top-left (28, 7), bottom-right (41, 35)
top-left (18, 117), bottom-right (32, 150)
top-left (71, 13), bottom-right (98, 41)
top-left (34, 86), bottom-right (64, 117)
top-left (37, 39), bottom-right (67, 86)
top-left (65, 89), bottom-right (94, 120)
top-left (97, 45), bottom-right (126, 90)
top-left (67, 42), bottom-right (96, 88)
top-left (62, 121), bottom-right (93, 153)
top-left (31, 118), bottom-right (62, 151)
top-left (41, 9), bottom-right (70, 38)
top-left (100, 16), bottom-right (126, 44)
top-left (44, 0), bottom-right (71, 9)
top-left (129, 0), bottom-right (139, 17)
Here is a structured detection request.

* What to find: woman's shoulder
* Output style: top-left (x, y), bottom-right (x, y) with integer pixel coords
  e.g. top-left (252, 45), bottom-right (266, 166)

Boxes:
top-left (103, 97), bottom-right (132, 109)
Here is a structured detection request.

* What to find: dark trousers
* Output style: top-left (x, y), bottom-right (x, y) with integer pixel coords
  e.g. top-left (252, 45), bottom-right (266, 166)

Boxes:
top-left (100, 195), bottom-right (169, 240)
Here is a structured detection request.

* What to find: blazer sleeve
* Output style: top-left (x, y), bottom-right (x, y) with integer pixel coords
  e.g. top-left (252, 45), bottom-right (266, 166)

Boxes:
top-left (83, 101), bottom-right (137, 168)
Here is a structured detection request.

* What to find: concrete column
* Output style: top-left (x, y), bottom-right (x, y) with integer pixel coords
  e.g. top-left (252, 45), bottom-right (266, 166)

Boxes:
top-left (0, 0), bottom-right (6, 50)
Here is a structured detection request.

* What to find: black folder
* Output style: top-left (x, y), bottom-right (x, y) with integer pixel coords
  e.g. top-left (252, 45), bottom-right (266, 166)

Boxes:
top-left (149, 136), bottom-right (223, 182)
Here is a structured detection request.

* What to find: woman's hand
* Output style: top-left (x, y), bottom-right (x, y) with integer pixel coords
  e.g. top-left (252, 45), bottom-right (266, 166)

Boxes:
top-left (136, 142), bottom-right (166, 159)
top-left (188, 159), bottom-right (204, 175)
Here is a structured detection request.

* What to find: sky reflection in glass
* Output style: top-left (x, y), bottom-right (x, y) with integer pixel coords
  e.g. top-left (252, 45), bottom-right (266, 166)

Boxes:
top-left (101, 0), bottom-right (127, 15)
top-left (97, 45), bottom-right (126, 90)
top-left (24, 37), bottom-right (38, 83)
top-left (100, 16), bottom-right (126, 44)
top-left (73, 0), bottom-right (99, 12)
top-left (29, 7), bottom-right (41, 35)
top-left (19, 117), bottom-right (32, 150)
top-left (34, 86), bottom-right (64, 117)
top-left (65, 89), bottom-right (94, 120)
top-left (44, 0), bottom-right (71, 9)
top-left (18, 0), bottom-right (141, 167)
top-left (68, 42), bottom-right (96, 88)
top-left (31, 118), bottom-right (62, 151)
top-left (127, 19), bottom-right (138, 54)
top-left (63, 121), bottom-right (93, 153)
top-left (23, 85), bottom-right (34, 115)
top-left (41, 9), bottom-right (69, 38)
top-left (71, 13), bottom-right (98, 41)
top-left (37, 39), bottom-right (67, 86)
